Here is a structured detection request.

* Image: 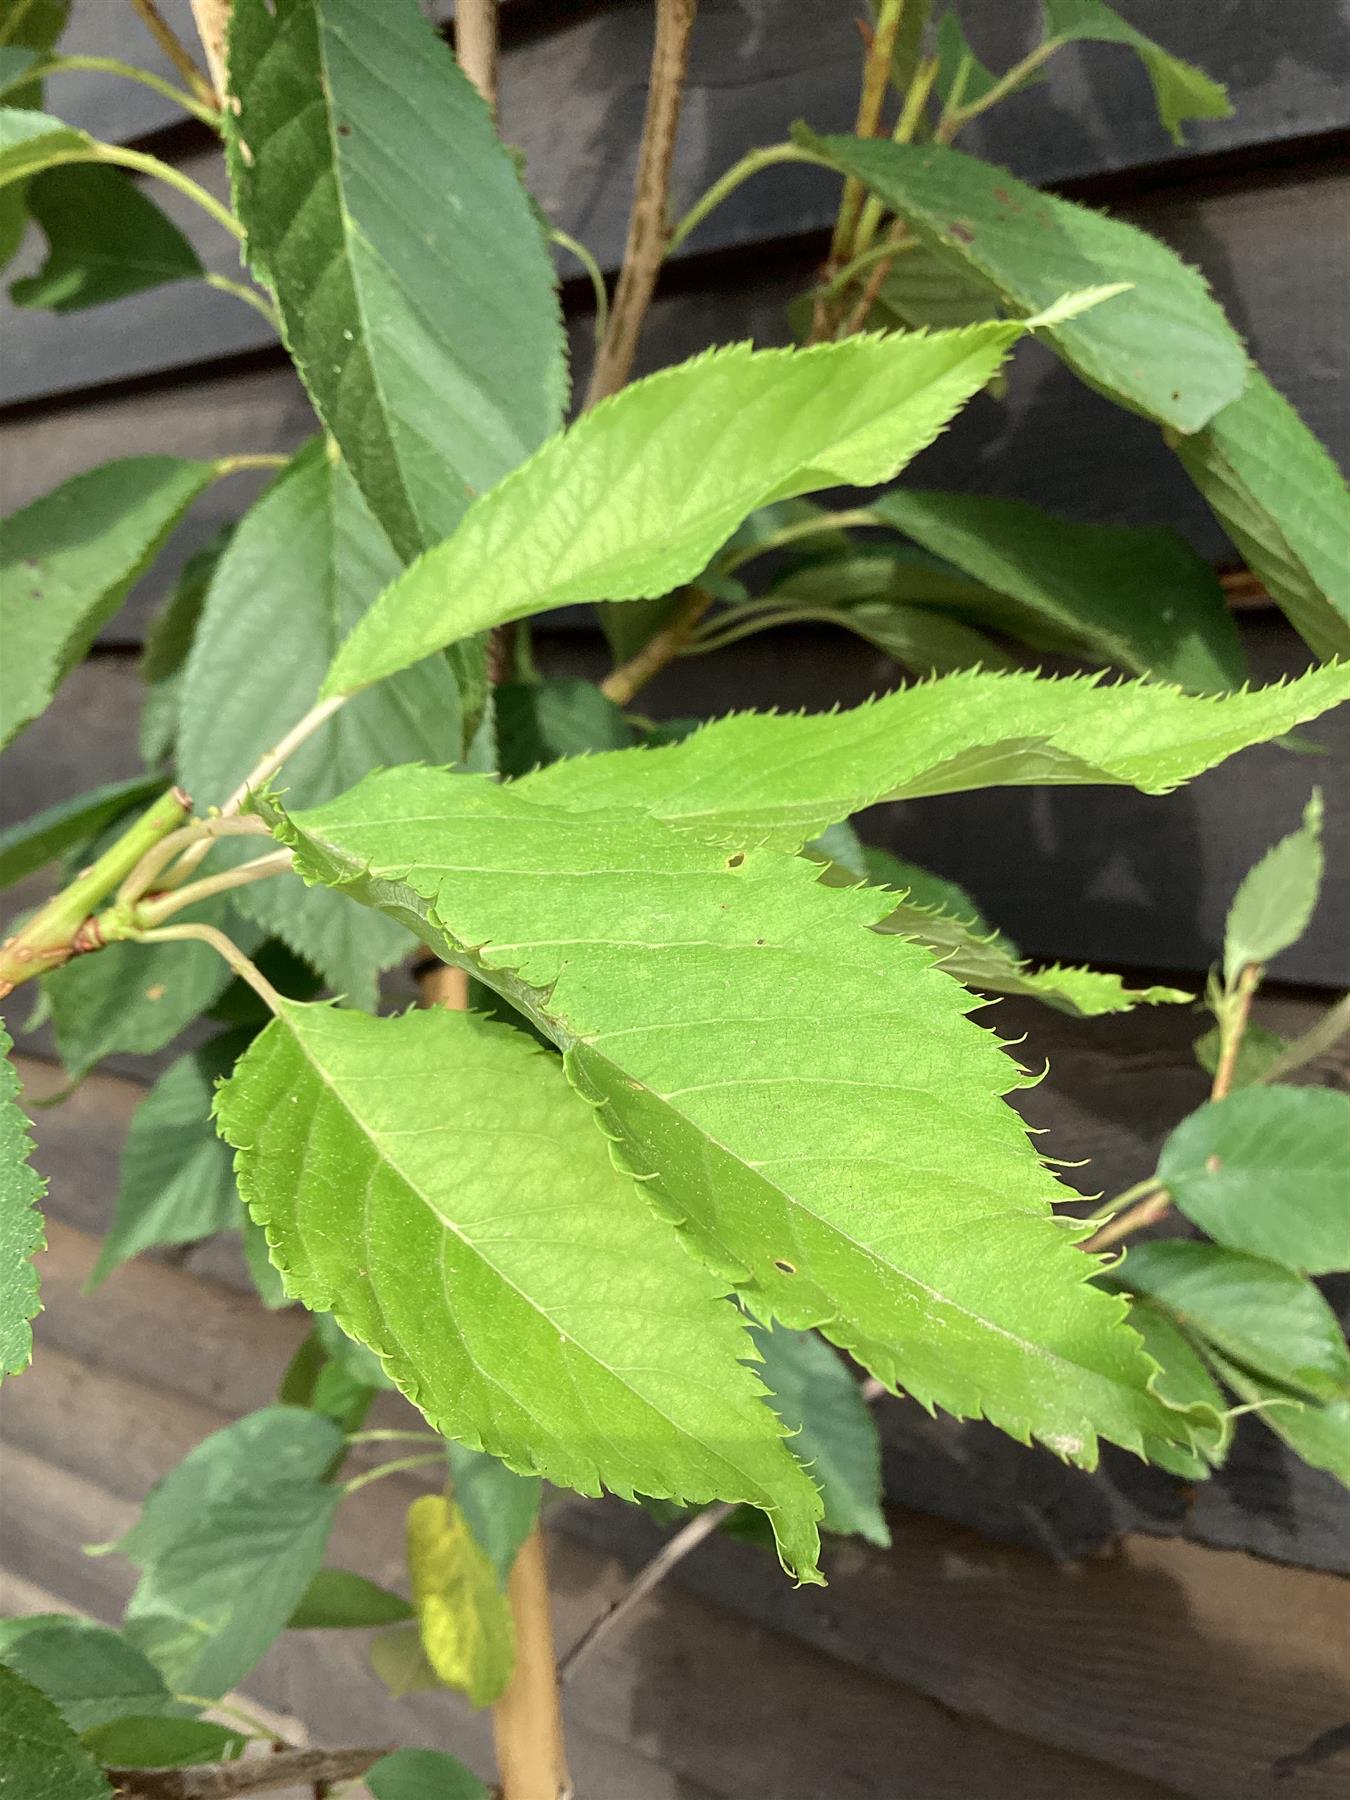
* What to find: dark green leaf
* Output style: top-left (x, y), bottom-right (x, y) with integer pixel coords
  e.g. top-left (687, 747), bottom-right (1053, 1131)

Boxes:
top-left (368, 1623), bottom-right (442, 1698)
top-left (87, 1032), bottom-right (247, 1289)
top-left (0, 1617), bottom-right (182, 1732)
top-left (1175, 372), bottom-right (1350, 660)
top-left (445, 1442), bottom-right (541, 1586)
top-left (1223, 790), bottom-right (1323, 985)
top-left (366, 1747), bottom-right (489, 1800)
top-left (225, 0), bottom-right (566, 560)
top-left (0, 50), bottom-right (41, 103)
top-left (0, 456), bottom-right (216, 748)
top-left (10, 163), bottom-right (202, 312)
top-left (113, 1407), bottom-right (343, 1698)
top-left (936, 12), bottom-right (1011, 108)
top-left (1111, 1240), bottom-right (1350, 1404)
top-left (817, 136), bottom-right (1246, 432)
top-left (0, 775), bottom-right (164, 891)
top-left (495, 679), bottom-right (635, 778)
top-left (178, 442), bottom-right (462, 1005)
top-left (1123, 1297), bottom-right (1231, 1479)
top-left (1158, 1086), bottom-right (1350, 1275)
top-left (0, 1018), bottom-right (44, 1376)
top-left (0, 1664), bottom-right (111, 1800)
top-left (287, 1569), bottom-right (413, 1630)
top-left (0, 5), bottom-right (73, 265)
top-left (872, 241), bottom-right (1004, 332)
top-left (1192, 1021), bottom-right (1286, 1089)
top-left (870, 489), bottom-right (1245, 690)
top-left (1043, 0), bottom-right (1232, 144)
top-left (750, 1326), bottom-right (889, 1544)
top-left (1201, 1345), bottom-right (1350, 1486)
top-left (313, 1309), bottom-right (394, 1391)
top-left (79, 1716), bottom-right (246, 1769)
top-left (138, 532), bottom-right (230, 765)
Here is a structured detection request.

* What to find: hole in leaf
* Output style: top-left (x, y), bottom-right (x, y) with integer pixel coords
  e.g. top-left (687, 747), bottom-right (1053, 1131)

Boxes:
top-left (726, 852), bottom-right (745, 868)
top-left (773, 1258), bottom-right (797, 1275)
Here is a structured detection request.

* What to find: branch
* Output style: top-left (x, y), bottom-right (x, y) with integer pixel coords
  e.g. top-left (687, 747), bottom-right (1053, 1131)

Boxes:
top-left (455, 0), bottom-right (499, 114)
top-left (582, 0), bottom-right (698, 408)
top-left (126, 922), bottom-right (283, 1015)
top-left (131, 849), bottom-right (295, 928)
top-left (187, 0), bottom-right (232, 106)
top-left (599, 586), bottom-right (713, 706)
top-left (492, 1526), bottom-right (572, 1800)
top-left (107, 1745), bottom-right (388, 1799)
top-left (129, 0), bottom-right (214, 105)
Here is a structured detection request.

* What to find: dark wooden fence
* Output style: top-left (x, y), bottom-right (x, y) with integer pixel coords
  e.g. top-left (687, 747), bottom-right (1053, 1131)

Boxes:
top-left (2, 5), bottom-right (1348, 1796)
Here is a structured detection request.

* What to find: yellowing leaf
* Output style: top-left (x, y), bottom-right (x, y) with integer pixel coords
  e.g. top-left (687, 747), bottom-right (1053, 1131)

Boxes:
top-left (406, 1494), bottom-right (513, 1708)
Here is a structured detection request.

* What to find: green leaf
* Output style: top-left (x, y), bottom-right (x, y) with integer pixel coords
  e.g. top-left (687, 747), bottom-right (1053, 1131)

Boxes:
top-left (216, 1003), bottom-right (825, 1582)
top-left (87, 1033), bottom-right (247, 1289)
top-left (936, 12), bottom-right (1023, 109)
top-left (495, 678), bottom-right (636, 778)
top-left (179, 442), bottom-right (462, 1005)
top-left (406, 1493), bottom-right (513, 1708)
top-left (0, 1019), bottom-right (44, 1379)
top-left (323, 324), bottom-right (1034, 696)
top-left (138, 531), bottom-right (230, 767)
top-left (0, 456), bottom-right (216, 749)
top-left (0, 51), bottom-right (41, 103)
top-left (79, 1716), bottom-right (246, 1769)
top-left (1201, 1345), bottom-right (1350, 1486)
top-left (0, 776), bottom-right (164, 891)
top-left (224, 0), bottom-right (566, 561)
top-left (313, 1309), bottom-right (393, 1391)
top-left (1223, 789), bottom-right (1323, 985)
top-left (1110, 1240), bottom-right (1350, 1405)
top-left (0, 105), bottom-right (87, 190)
top-left (749, 1327), bottom-right (888, 1545)
top-left (112, 1407), bottom-right (343, 1698)
top-left (516, 663), bottom-right (1350, 852)
top-left (746, 590), bottom-right (1021, 678)
top-left (10, 163), bottom-right (202, 312)
top-left (1043, 0), bottom-right (1232, 144)
top-left (860, 849), bottom-right (1190, 1018)
top-left (287, 1568), bottom-right (413, 1630)
top-left (368, 1623), bottom-right (442, 1698)
top-left (366, 1747), bottom-right (489, 1800)
top-left (0, 1617), bottom-right (182, 1732)
top-left (265, 771), bottom-right (1217, 1473)
top-left (873, 241), bottom-right (1004, 333)
top-left (1121, 1296), bottom-right (1231, 1479)
top-left (45, 899), bottom-right (263, 1081)
top-left (1158, 1086), bottom-right (1350, 1275)
top-left (1175, 372), bottom-right (1350, 660)
top-left (0, 1665), bottom-right (111, 1800)
top-left (817, 136), bottom-right (1245, 433)
top-left (240, 1212), bottom-right (289, 1310)
top-left (445, 1442), bottom-right (540, 1586)
top-left (0, 6), bottom-right (72, 266)
top-left (1192, 1020), bottom-right (1286, 1089)
top-left (869, 490), bottom-right (1244, 691)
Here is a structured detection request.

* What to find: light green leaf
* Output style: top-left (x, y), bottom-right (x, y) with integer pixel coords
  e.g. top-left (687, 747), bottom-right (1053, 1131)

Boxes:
top-left (0, 105), bottom-right (87, 190)
top-left (495, 678), bottom-right (635, 778)
top-left (1192, 1020), bottom-right (1286, 1090)
top-left (224, 0), bottom-right (566, 561)
top-left (861, 850), bottom-right (1189, 1017)
top-left (0, 1617), bottom-right (182, 1732)
top-left (323, 324), bottom-right (1032, 695)
top-left (1223, 789), bottom-right (1323, 985)
top-left (0, 456), bottom-right (216, 749)
top-left (1121, 1296), bottom-right (1231, 1479)
top-left (10, 163), bottom-right (201, 312)
top-left (113, 1407), bottom-right (343, 1698)
top-left (179, 442), bottom-right (462, 1005)
top-left (0, 5), bottom-right (73, 266)
top-left (1110, 1240), bottom-right (1350, 1405)
top-left (138, 531), bottom-right (230, 767)
top-left (1158, 1086), bottom-right (1350, 1275)
top-left (0, 1665), bottom-right (111, 1800)
top-left (445, 1443), bottom-right (540, 1587)
top-left (368, 1623), bottom-right (442, 1698)
top-left (87, 1033), bottom-right (246, 1290)
top-left (817, 136), bottom-right (1245, 433)
top-left (216, 1003), bottom-right (825, 1582)
top-left (0, 1020), bottom-right (43, 1378)
top-left (750, 1326), bottom-right (889, 1545)
top-left (287, 1568), bottom-right (413, 1630)
top-left (1175, 372), bottom-right (1350, 661)
top-left (406, 1493), bottom-right (513, 1708)
top-left (870, 489), bottom-right (1244, 691)
top-left (516, 663), bottom-right (1350, 852)
top-left (0, 775), bottom-right (164, 891)
top-left (79, 1716), bottom-right (246, 1769)
top-left (367, 1747), bottom-right (489, 1800)
top-left (45, 898), bottom-right (263, 1081)
top-left (1043, 0), bottom-right (1232, 144)
top-left (265, 771), bottom-right (1217, 1473)
top-left (1201, 1345), bottom-right (1350, 1486)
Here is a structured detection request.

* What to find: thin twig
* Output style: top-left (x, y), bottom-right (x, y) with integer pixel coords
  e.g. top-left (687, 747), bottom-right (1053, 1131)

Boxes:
top-left (455, 0), bottom-right (499, 113)
top-left (34, 53), bottom-right (220, 127)
top-left (127, 923), bottom-right (284, 1014)
top-left (117, 815), bottom-right (270, 906)
top-left (133, 849), bottom-right (295, 927)
top-left (552, 227), bottom-right (610, 346)
top-left (106, 1746), bottom-right (388, 1800)
top-left (666, 142), bottom-right (818, 255)
top-left (204, 272), bottom-right (280, 329)
top-left (600, 587), bottom-right (713, 706)
top-left (220, 695), bottom-right (349, 817)
top-left (129, 0), bottom-right (215, 105)
top-left (187, 0), bottom-right (232, 105)
top-left (1082, 1187), bottom-right (1172, 1254)
top-left (493, 1527), bottom-right (572, 1800)
top-left (583, 0), bottom-right (698, 408)
top-left (1259, 993), bottom-right (1350, 1085)
top-left (340, 1452), bottom-right (448, 1496)
top-left (1211, 962), bottom-right (1261, 1102)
